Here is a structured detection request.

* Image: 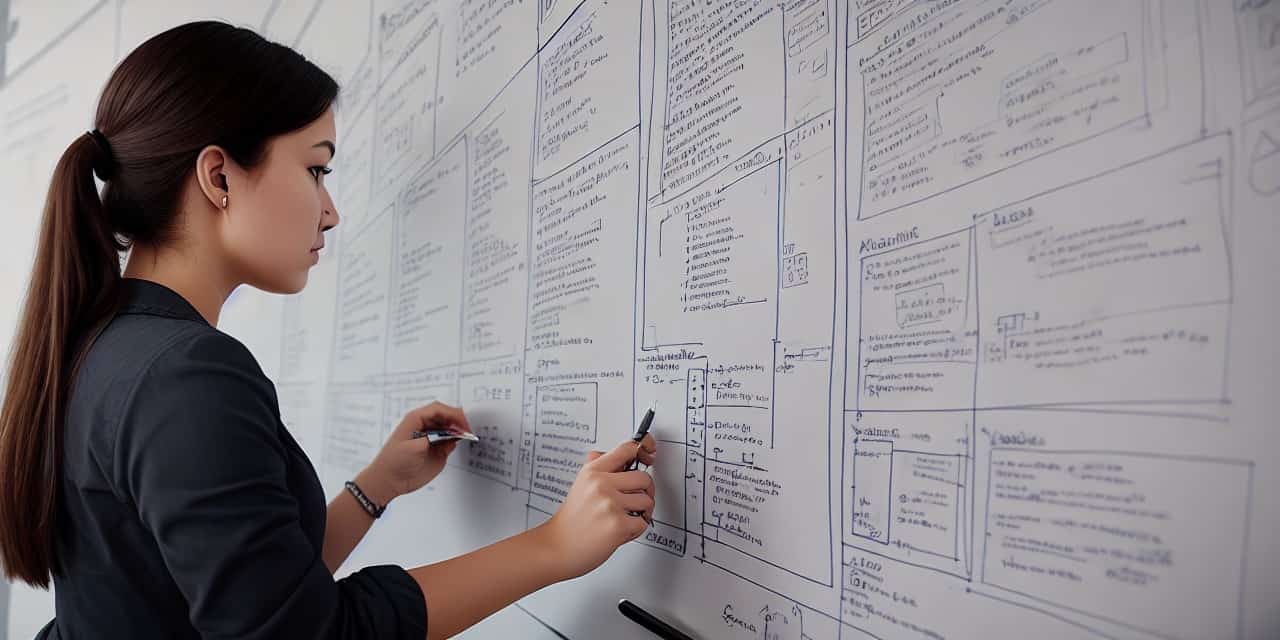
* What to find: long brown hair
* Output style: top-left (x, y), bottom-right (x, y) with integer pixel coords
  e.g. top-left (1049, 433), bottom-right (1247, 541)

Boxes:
top-left (0, 21), bottom-right (338, 588)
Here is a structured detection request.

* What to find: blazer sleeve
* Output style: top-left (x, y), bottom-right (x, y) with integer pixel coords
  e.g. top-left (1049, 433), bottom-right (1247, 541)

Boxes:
top-left (113, 329), bottom-right (426, 640)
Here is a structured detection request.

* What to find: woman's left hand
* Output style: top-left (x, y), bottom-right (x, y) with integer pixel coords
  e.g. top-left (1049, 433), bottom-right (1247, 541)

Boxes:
top-left (360, 401), bottom-right (472, 502)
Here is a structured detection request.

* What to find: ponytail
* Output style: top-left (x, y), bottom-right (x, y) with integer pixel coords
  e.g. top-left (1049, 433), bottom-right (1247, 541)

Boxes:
top-left (0, 132), bottom-right (125, 587)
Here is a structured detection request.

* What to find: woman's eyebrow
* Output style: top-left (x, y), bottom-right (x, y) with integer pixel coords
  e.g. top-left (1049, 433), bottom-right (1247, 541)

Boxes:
top-left (313, 140), bottom-right (335, 159)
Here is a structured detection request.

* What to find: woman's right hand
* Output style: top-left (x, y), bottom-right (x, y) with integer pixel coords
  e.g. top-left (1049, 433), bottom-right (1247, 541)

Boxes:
top-left (534, 434), bottom-right (658, 581)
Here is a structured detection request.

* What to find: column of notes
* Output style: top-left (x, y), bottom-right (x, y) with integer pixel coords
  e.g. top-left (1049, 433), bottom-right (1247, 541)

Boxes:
top-left (656, 0), bottom-right (784, 197)
top-left (435, 0), bottom-right (537, 146)
top-left (330, 207), bottom-right (393, 384)
top-left (518, 2), bottom-right (644, 518)
top-left (374, 1), bottom-right (440, 193)
top-left (535, 0), bottom-right (641, 173)
top-left (523, 129), bottom-right (641, 516)
top-left (387, 137), bottom-right (467, 374)
top-left (641, 0), bottom-right (838, 590)
top-left (324, 205), bottom-right (393, 476)
top-left (454, 64), bottom-right (539, 487)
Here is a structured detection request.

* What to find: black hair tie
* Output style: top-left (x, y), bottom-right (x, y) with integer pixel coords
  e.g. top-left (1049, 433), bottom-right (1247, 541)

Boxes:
top-left (88, 129), bottom-right (117, 181)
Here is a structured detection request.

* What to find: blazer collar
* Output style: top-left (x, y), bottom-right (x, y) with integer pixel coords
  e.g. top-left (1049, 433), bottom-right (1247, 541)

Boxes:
top-left (120, 278), bottom-right (209, 325)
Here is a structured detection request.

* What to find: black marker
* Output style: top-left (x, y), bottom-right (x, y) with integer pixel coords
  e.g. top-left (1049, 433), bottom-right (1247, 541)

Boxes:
top-left (624, 405), bottom-right (656, 472)
top-left (617, 599), bottom-right (694, 640)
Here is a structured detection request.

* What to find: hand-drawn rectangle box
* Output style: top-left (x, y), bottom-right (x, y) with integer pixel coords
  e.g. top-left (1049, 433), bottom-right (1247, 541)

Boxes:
top-left (983, 448), bottom-right (1251, 640)
top-left (849, 0), bottom-right (1151, 220)
top-left (846, 408), bottom-right (971, 580)
top-left (782, 252), bottom-right (809, 288)
top-left (973, 137), bottom-right (1232, 408)
top-left (851, 439), bottom-right (892, 543)
top-left (854, 228), bottom-right (977, 412)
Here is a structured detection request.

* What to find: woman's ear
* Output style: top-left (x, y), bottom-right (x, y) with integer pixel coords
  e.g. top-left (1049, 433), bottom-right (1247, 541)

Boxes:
top-left (194, 145), bottom-right (232, 209)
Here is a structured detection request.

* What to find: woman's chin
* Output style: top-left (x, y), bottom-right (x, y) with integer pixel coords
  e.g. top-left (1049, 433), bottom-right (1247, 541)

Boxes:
top-left (252, 270), bottom-right (309, 296)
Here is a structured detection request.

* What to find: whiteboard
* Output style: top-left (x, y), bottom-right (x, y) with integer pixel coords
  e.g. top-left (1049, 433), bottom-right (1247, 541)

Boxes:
top-left (2, 1), bottom-right (1278, 639)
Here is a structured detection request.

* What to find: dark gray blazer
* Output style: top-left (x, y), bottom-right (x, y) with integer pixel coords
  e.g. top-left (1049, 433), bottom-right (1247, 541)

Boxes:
top-left (38, 278), bottom-right (425, 639)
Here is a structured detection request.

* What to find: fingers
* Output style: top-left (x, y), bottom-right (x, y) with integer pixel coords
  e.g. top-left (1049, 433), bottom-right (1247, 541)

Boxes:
top-left (586, 436), bottom-right (658, 472)
top-left (622, 514), bottom-right (648, 541)
top-left (406, 431), bottom-right (461, 456)
top-left (610, 469), bottom-right (654, 492)
top-left (584, 439), bottom-right (639, 471)
top-left (585, 446), bottom-right (653, 469)
top-left (635, 436), bottom-right (657, 467)
top-left (582, 429), bottom-right (659, 468)
top-left (618, 491), bottom-right (654, 517)
top-left (398, 401), bottom-right (471, 437)
top-left (572, 434), bottom-right (659, 542)
top-left (611, 471), bottom-right (655, 526)
top-left (637, 432), bottom-right (657, 454)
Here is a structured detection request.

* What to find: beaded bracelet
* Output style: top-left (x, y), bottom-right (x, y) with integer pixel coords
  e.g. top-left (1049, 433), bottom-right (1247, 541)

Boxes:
top-left (344, 480), bottom-right (386, 519)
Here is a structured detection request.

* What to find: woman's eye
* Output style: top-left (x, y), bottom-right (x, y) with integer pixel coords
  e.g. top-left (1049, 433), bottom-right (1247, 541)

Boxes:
top-left (308, 166), bottom-right (333, 181)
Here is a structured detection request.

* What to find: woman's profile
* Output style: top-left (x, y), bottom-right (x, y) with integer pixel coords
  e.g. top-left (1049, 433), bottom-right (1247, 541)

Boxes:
top-left (0, 21), bottom-right (656, 640)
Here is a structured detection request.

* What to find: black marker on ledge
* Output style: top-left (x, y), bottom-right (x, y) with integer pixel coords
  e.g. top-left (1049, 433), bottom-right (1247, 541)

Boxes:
top-left (618, 599), bottom-right (694, 640)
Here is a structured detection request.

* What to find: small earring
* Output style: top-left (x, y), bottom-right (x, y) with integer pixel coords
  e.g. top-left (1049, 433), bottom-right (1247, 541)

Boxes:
top-left (221, 194), bottom-right (229, 208)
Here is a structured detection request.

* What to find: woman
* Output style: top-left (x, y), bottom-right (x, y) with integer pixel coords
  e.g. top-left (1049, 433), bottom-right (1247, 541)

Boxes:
top-left (0, 21), bottom-right (657, 640)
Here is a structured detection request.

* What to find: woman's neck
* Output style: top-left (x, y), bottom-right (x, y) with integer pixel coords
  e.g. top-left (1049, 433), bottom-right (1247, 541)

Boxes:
top-left (122, 243), bottom-right (237, 326)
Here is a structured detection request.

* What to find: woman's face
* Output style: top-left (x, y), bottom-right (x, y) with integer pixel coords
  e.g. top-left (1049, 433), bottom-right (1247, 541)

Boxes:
top-left (223, 108), bottom-right (339, 294)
